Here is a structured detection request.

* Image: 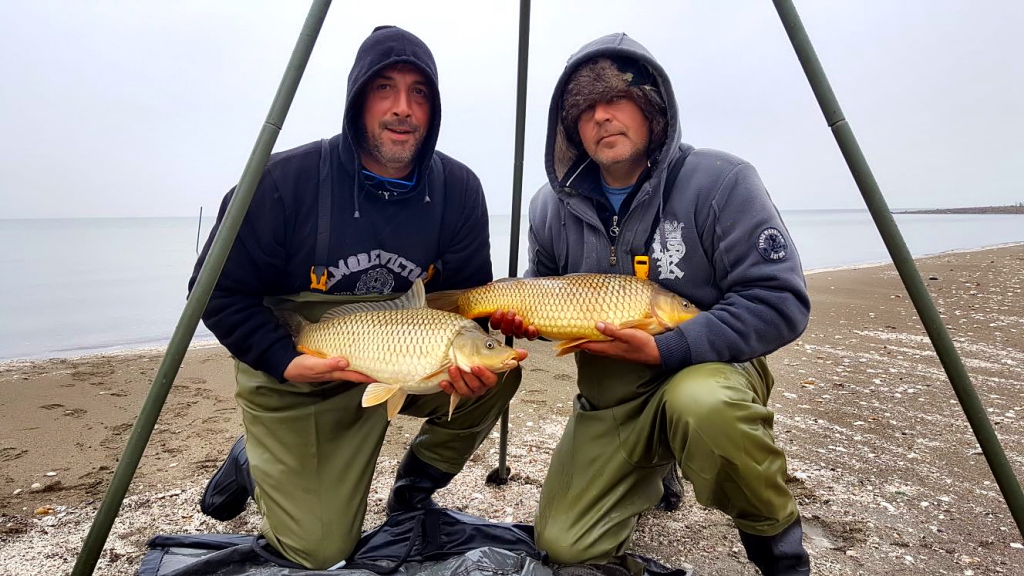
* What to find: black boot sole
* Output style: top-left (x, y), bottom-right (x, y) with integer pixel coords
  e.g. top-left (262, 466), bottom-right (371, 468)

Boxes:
top-left (200, 435), bottom-right (251, 521)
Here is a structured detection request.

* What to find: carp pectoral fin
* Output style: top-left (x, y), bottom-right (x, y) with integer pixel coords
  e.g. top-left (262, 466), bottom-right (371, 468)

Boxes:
top-left (417, 365), bottom-right (450, 382)
top-left (296, 345), bottom-right (329, 359)
top-left (386, 390), bottom-right (408, 421)
top-left (553, 338), bottom-right (592, 357)
top-left (447, 392), bottom-right (461, 421)
top-left (618, 317), bottom-right (662, 334)
top-left (362, 382), bottom-right (399, 407)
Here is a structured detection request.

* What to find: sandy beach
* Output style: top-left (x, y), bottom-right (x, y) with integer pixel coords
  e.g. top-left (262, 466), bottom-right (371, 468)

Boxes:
top-left (2, 244), bottom-right (1023, 575)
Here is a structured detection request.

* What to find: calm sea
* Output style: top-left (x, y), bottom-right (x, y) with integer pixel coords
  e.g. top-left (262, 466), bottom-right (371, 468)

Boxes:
top-left (1, 210), bottom-right (1022, 361)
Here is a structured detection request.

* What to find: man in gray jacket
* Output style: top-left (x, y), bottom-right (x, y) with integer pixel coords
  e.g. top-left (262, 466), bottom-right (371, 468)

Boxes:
top-left (494, 33), bottom-right (811, 575)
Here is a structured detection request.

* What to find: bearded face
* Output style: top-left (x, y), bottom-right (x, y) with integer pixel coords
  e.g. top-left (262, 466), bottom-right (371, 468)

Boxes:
top-left (360, 64), bottom-right (431, 176)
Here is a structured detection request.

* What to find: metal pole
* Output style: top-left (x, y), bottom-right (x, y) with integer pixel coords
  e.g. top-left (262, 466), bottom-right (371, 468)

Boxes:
top-left (772, 0), bottom-right (1024, 539)
top-left (195, 206), bottom-right (203, 254)
top-left (493, 0), bottom-right (531, 486)
top-left (71, 3), bottom-right (332, 574)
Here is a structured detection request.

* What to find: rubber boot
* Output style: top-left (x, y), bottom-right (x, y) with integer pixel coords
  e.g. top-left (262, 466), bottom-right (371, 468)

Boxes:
top-left (655, 465), bottom-right (684, 512)
top-left (739, 517), bottom-right (811, 576)
top-left (200, 435), bottom-right (255, 521)
top-left (385, 449), bottom-right (456, 517)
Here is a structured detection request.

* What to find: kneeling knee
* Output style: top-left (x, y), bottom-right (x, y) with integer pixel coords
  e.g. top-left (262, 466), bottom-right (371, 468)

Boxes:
top-left (271, 527), bottom-right (358, 570)
top-left (300, 540), bottom-right (356, 571)
top-left (537, 533), bottom-right (608, 566)
top-left (664, 375), bottom-right (744, 432)
top-left (664, 385), bottom-right (729, 419)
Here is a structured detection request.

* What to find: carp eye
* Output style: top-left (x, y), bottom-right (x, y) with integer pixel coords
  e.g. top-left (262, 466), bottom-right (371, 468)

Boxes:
top-left (486, 340), bottom-right (496, 349)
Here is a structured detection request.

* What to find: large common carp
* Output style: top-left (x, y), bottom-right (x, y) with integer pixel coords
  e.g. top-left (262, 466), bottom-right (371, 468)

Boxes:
top-left (275, 279), bottom-right (519, 421)
top-left (426, 273), bottom-right (699, 356)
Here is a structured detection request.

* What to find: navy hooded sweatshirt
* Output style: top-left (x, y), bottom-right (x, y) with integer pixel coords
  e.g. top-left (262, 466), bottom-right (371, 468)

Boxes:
top-left (189, 26), bottom-right (493, 383)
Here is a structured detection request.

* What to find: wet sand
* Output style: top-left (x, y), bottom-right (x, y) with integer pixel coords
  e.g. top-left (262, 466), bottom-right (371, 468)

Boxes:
top-left (2, 244), bottom-right (1023, 575)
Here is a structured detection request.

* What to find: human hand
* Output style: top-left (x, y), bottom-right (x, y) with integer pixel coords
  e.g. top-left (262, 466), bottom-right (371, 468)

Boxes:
top-left (283, 354), bottom-right (376, 384)
top-left (489, 310), bottom-right (540, 340)
top-left (439, 348), bottom-right (529, 398)
top-left (578, 322), bottom-right (663, 365)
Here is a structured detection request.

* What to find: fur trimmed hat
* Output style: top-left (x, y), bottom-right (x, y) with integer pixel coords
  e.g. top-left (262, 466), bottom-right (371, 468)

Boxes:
top-left (560, 56), bottom-right (668, 156)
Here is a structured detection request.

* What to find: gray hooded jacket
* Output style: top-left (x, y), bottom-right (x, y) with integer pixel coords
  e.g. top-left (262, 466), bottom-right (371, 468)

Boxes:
top-left (526, 33), bottom-right (810, 371)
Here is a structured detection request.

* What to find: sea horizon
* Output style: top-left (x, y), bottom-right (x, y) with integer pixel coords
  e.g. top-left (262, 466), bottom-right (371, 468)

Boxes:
top-left (2, 210), bottom-right (1023, 363)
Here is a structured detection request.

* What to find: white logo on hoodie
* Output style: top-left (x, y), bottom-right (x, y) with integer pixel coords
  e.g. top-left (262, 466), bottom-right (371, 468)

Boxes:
top-left (326, 249), bottom-right (423, 291)
top-left (652, 220), bottom-right (685, 280)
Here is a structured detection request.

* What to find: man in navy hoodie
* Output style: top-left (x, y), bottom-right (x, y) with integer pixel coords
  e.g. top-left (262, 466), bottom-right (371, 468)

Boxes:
top-left (494, 34), bottom-right (811, 575)
top-left (189, 26), bottom-right (524, 570)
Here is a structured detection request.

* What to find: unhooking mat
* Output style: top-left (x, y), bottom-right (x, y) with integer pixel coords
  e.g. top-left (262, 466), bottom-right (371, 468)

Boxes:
top-left (138, 508), bottom-right (692, 576)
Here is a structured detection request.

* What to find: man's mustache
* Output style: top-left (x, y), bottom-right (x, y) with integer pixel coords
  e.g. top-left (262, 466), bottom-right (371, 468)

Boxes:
top-left (380, 119), bottom-right (421, 134)
top-left (596, 125), bottom-right (625, 140)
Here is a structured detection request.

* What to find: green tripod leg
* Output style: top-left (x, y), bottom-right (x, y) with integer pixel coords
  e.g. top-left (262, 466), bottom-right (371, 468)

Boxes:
top-left (70, 3), bottom-right (333, 574)
top-left (773, 0), bottom-right (1024, 540)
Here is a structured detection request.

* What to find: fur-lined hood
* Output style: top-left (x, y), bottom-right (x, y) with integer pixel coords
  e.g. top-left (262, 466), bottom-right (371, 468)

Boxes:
top-left (545, 33), bottom-right (681, 189)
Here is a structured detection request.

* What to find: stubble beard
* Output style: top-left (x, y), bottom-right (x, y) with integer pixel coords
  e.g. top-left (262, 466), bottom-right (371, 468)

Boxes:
top-left (363, 123), bottom-right (424, 172)
top-left (592, 139), bottom-right (647, 171)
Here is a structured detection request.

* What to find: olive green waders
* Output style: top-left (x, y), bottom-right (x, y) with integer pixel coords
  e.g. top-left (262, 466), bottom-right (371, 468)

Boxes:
top-left (235, 293), bottom-right (521, 569)
top-left (535, 353), bottom-right (798, 566)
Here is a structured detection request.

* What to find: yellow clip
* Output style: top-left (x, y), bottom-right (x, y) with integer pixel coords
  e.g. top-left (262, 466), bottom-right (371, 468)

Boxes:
top-left (309, 266), bottom-right (327, 291)
top-left (633, 255), bottom-right (649, 281)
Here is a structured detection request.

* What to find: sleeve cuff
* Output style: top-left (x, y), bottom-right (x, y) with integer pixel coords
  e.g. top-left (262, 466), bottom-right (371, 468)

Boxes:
top-left (260, 342), bottom-right (302, 384)
top-left (655, 329), bottom-right (693, 373)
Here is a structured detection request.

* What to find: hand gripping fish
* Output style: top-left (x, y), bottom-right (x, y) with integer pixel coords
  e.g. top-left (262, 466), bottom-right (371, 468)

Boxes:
top-left (275, 279), bottom-right (520, 421)
top-left (426, 273), bottom-right (700, 356)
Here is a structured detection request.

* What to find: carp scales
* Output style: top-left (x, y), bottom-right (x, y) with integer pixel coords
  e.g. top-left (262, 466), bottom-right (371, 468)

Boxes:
top-left (275, 279), bottom-right (519, 421)
top-left (426, 273), bottom-right (700, 356)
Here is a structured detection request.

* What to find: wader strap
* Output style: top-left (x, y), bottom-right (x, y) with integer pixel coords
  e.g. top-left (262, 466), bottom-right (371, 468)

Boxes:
top-left (424, 154), bottom-right (446, 284)
top-left (310, 138), bottom-right (332, 292)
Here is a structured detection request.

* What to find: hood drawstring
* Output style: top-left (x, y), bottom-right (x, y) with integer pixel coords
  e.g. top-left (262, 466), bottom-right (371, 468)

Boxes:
top-left (423, 163), bottom-right (432, 204)
top-left (352, 170), bottom-right (361, 218)
top-left (564, 158), bottom-right (592, 190)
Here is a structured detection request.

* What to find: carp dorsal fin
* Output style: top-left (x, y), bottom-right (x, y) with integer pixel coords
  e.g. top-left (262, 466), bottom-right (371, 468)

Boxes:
top-left (424, 288), bottom-right (464, 313)
top-left (320, 278), bottom-right (426, 320)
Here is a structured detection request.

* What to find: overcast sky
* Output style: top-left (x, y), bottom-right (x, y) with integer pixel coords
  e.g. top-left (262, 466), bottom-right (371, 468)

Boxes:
top-left (1, 0), bottom-right (1021, 219)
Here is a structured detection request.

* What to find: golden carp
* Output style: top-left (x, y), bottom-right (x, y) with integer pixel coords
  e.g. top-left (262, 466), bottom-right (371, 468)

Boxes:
top-left (275, 279), bottom-right (519, 421)
top-left (426, 273), bottom-right (699, 356)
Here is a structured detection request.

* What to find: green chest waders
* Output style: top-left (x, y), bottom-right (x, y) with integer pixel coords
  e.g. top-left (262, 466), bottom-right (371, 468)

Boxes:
top-left (534, 353), bottom-right (797, 567)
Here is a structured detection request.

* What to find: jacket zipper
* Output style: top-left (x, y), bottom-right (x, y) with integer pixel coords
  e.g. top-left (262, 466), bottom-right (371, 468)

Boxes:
top-left (608, 215), bottom-right (619, 266)
top-left (564, 195), bottom-right (635, 271)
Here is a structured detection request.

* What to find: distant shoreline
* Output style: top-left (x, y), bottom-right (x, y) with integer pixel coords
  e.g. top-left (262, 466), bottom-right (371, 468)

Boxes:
top-left (894, 205), bottom-right (1024, 215)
